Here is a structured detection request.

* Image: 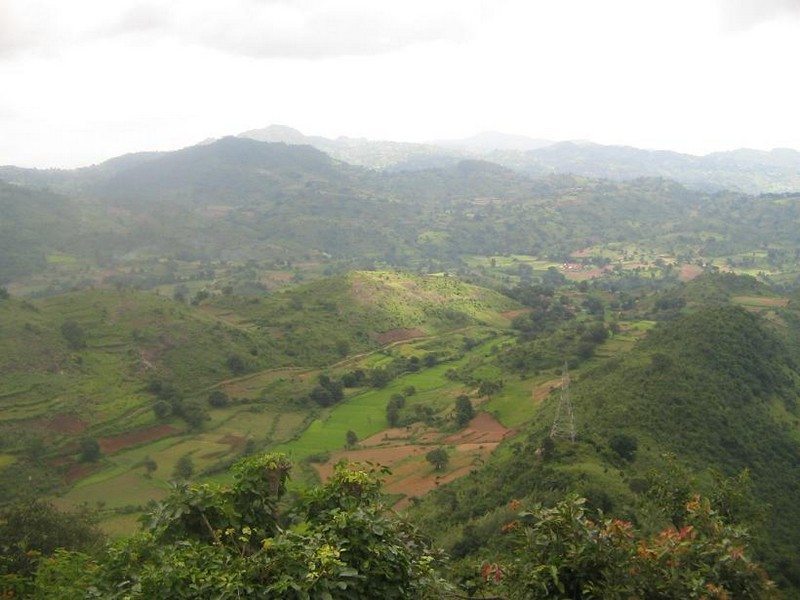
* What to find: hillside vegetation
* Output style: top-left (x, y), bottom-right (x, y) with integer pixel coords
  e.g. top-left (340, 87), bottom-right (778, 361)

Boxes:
top-left (0, 271), bottom-right (518, 509)
top-left (411, 277), bottom-right (800, 590)
top-left (3, 138), bottom-right (800, 290)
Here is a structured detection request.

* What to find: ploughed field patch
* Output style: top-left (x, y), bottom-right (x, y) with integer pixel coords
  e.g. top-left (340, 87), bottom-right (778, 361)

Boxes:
top-left (312, 412), bottom-right (515, 508)
top-left (98, 424), bottom-right (180, 454)
top-left (39, 412), bottom-right (89, 435)
top-left (374, 328), bottom-right (427, 345)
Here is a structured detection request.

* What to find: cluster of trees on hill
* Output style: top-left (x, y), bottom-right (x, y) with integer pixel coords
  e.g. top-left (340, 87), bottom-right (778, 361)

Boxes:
top-left (498, 285), bottom-right (610, 373)
top-left (4, 137), bottom-right (800, 286)
top-left (409, 289), bottom-right (800, 593)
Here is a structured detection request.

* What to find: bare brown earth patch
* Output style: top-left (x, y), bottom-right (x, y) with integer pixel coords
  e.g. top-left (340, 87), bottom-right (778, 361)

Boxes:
top-left (64, 461), bottom-right (99, 484)
top-left (374, 328), bottom-right (426, 345)
top-left (43, 413), bottom-right (88, 435)
top-left (218, 433), bottom-right (247, 451)
top-left (314, 412), bottom-right (514, 508)
top-left (732, 296), bottom-right (789, 308)
top-left (679, 264), bottom-right (704, 281)
top-left (98, 424), bottom-right (179, 454)
top-left (533, 378), bottom-right (563, 404)
top-left (500, 308), bottom-right (532, 320)
top-left (388, 453), bottom-right (489, 510)
top-left (564, 267), bottom-right (608, 281)
top-left (444, 412), bottom-right (515, 444)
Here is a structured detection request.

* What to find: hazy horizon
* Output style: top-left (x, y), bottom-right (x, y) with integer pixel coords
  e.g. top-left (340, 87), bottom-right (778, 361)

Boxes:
top-left (4, 123), bottom-right (800, 171)
top-left (1, 0), bottom-right (800, 168)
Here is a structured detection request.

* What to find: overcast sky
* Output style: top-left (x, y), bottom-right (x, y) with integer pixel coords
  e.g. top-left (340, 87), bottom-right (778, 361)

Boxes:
top-left (1, 0), bottom-right (799, 167)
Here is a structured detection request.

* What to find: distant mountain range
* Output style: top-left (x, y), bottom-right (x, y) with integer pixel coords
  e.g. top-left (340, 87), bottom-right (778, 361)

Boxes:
top-left (3, 124), bottom-right (799, 195)
top-left (236, 125), bottom-right (800, 194)
top-left (3, 134), bottom-right (800, 285)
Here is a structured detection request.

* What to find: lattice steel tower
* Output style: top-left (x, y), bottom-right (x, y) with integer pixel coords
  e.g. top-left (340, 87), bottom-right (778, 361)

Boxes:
top-left (549, 363), bottom-right (575, 442)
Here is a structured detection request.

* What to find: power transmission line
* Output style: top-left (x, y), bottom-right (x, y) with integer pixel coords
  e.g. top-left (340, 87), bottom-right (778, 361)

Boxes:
top-left (550, 363), bottom-right (575, 442)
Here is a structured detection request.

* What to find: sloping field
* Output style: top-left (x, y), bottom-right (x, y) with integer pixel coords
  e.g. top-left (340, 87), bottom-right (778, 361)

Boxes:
top-left (312, 411), bottom-right (515, 508)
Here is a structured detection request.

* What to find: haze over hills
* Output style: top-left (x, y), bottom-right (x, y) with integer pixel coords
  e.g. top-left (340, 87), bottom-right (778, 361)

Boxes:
top-left (3, 124), bottom-right (800, 195)
top-left (2, 123), bottom-right (800, 596)
top-left (5, 0), bottom-right (800, 594)
top-left (3, 134), bottom-right (800, 291)
top-left (236, 124), bottom-right (800, 193)
top-left (4, 131), bottom-right (800, 594)
top-left (431, 130), bottom-right (555, 153)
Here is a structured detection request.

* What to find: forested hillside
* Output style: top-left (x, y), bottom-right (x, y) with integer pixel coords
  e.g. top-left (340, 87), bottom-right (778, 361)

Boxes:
top-left (237, 124), bottom-right (800, 193)
top-left (3, 137), bottom-right (800, 291)
top-left (2, 136), bottom-right (800, 597)
top-left (411, 276), bottom-right (800, 590)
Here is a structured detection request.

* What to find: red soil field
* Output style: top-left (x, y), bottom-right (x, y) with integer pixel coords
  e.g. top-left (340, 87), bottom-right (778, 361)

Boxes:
top-left (374, 328), bottom-right (427, 345)
top-left (43, 413), bottom-right (88, 435)
top-left (679, 264), bottom-right (703, 281)
top-left (500, 308), bottom-right (533, 320)
top-left (533, 378), bottom-right (562, 403)
top-left (98, 424), bottom-right (179, 454)
top-left (313, 412), bottom-right (515, 508)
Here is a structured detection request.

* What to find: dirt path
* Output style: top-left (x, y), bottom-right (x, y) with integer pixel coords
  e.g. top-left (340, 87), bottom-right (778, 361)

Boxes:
top-left (532, 377), bottom-right (562, 404)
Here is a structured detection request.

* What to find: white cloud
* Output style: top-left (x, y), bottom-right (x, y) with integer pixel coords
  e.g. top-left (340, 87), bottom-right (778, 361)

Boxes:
top-left (718, 0), bottom-right (800, 30)
top-left (0, 0), bottom-right (799, 167)
top-left (0, 0), bottom-right (498, 59)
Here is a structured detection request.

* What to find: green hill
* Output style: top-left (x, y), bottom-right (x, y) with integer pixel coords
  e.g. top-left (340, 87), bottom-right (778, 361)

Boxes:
top-left (0, 271), bottom-right (518, 506)
top-left (411, 293), bottom-right (800, 590)
top-left (4, 137), bottom-right (800, 291)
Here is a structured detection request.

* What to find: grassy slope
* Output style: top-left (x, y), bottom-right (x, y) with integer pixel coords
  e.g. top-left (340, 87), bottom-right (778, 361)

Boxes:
top-left (0, 271), bottom-right (520, 519)
top-left (410, 278), bottom-right (800, 590)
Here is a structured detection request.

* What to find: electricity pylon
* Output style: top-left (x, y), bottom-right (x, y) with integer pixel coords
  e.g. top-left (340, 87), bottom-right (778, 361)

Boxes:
top-left (550, 363), bottom-right (575, 442)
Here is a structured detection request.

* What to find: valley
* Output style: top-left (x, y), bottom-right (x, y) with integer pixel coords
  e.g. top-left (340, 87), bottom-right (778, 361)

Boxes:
top-left (3, 136), bottom-right (800, 596)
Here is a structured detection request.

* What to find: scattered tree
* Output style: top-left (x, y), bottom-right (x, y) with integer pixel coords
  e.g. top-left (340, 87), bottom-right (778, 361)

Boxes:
top-left (609, 433), bottom-right (638, 461)
top-left (78, 438), bottom-right (101, 463)
top-left (142, 456), bottom-right (158, 477)
top-left (335, 340), bottom-right (350, 357)
top-left (478, 379), bottom-right (503, 397)
top-left (226, 354), bottom-right (246, 375)
top-left (345, 430), bottom-right (358, 448)
top-left (60, 320), bottom-right (86, 350)
top-left (426, 447), bottom-right (449, 471)
top-left (191, 289), bottom-right (210, 305)
top-left (173, 454), bottom-right (194, 480)
top-left (207, 390), bottom-right (230, 408)
top-left (370, 368), bottom-right (390, 388)
top-left (179, 401), bottom-right (210, 429)
top-left (172, 284), bottom-right (189, 303)
top-left (454, 395), bottom-right (475, 428)
top-left (423, 353), bottom-right (438, 368)
top-left (152, 400), bottom-right (172, 419)
top-left (386, 393), bottom-right (407, 427)
top-left (341, 369), bottom-right (366, 388)
top-left (387, 403), bottom-right (401, 427)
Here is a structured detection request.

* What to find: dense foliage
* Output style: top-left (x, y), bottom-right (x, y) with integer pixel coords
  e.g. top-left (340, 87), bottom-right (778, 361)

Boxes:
top-left (411, 293), bottom-right (800, 593)
top-left (0, 500), bottom-right (104, 595)
top-left (491, 495), bottom-right (774, 599)
top-left (3, 138), bottom-right (800, 285)
top-left (31, 454), bottom-right (446, 599)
